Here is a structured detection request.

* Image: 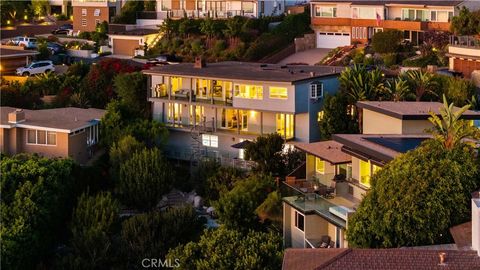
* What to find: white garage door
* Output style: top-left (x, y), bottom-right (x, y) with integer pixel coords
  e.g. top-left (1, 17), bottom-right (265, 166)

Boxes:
top-left (316, 32), bottom-right (351, 49)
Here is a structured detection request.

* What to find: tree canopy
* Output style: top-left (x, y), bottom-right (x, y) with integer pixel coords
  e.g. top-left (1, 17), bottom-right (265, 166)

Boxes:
top-left (167, 228), bottom-right (283, 270)
top-left (451, 7), bottom-right (480, 35)
top-left (347, 140), bottom-right (480, 248)
top-left (319, 93), bottom-right (359, 140)
top-left (371, 30), bottom-right (403, 54)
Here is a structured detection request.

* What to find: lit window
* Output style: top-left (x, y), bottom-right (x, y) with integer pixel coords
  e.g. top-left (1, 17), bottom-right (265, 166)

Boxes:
top-left (316, 157), bottom-right (325, 174)
top-left (310, 82), bottom-right (323, 99)
top-left (269, 87), bottom-right (288, 99)
top-left (359, 159), bottom-right (371, 187)
top-left (276, 113), bottom-right (294, 139)
top-left (318, 111), bottom-right (324, 121)
top-left (171, 77), bottom-right (183, 94)
top-left (81, 19), bottom-right (87, 27)
top-left (234, 84), bottom-right (263, 100)
top-left (294, 211), bottom-right (304, 232)
top-left (82, 8), bottom-right (87, 16)
top-left (202, 134), bottom-right (218, 148)
top-left (94, 9), bottom-right (100, 16)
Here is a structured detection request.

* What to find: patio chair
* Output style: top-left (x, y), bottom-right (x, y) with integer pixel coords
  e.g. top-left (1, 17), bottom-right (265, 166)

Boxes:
top-left (328, 241), bottom-right (336, 248)
top-left (318, 235), bottom-right (331, 248)
top-left (326, 181), bottom-right (336, 198)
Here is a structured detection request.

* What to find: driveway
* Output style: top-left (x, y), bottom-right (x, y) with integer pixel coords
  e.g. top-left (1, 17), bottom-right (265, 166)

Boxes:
top-left (278, 48), bottom-right (331, 65)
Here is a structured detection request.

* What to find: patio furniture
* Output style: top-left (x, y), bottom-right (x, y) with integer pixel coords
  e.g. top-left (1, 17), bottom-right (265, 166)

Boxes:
top-left (315, 186), bottom-right (327, 197)
top-left (318, 235), bottom-right (331, 248)
top-left (325, 181), bottom-right (336, 198)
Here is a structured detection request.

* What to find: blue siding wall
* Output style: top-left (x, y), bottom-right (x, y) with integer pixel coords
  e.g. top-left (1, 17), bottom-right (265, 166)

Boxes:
top-left (294, 76), bottom-right (340, 142)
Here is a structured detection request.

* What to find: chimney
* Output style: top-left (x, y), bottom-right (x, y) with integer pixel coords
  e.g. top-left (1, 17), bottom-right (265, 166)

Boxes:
top-left (472, 196), bottom-right (480, 256)
top-left (8, 109), bottom-right (25, 123)
top-left (194, 57), bottom-right (206, 68)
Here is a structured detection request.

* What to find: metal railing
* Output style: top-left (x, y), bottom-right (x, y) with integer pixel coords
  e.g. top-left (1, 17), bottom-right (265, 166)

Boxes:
top-left (167, 9), bottom-right (247, 19)
top-left (450, 35), bottom-right (480, 48)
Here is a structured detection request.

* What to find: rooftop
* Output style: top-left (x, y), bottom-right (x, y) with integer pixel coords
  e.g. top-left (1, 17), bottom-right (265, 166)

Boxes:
top-left (1, 107), bottom-right (105, 133)
top-left (333, 134), bottom-right (431, 163)
top-left (108, 28), bottom-right (159, 36)
top-left (0, 48), bottom-right (39, 58)
top-left (311, 0), bottom-right (465, 6)
top-left (357, 101), bottom-right (480, 120)
top-left (450, 222), bottom-right (472, 250)
top-left (143, 62), bottom-right (343, 83)
top-left (283, 248), bottom-right (480, 270)
top-left (294, 141), bottom-right (351, 165)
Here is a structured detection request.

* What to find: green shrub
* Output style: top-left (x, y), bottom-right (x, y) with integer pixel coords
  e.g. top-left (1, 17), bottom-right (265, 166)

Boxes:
top-left (78, 31), bottom-right (91, 40)
top-left (402, 54), bottom-right (440, 67)
top-left (383, 53), bottom-right (397, 67)
top-left (372, 29), bottom-right (403, 53)
top-left (190, 39), bottom-right (203, 55)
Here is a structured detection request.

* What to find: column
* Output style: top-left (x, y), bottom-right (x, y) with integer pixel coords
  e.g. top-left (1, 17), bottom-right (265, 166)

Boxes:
top-left (237, 110), bottom-right (240, 134)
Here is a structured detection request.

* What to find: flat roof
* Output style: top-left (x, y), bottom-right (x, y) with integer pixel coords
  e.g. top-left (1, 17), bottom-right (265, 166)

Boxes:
top-left (143, 62), bottom-right (343, 83)
top-left (1, 107), bottom-right (105, 133)
top-left (0, 48), bottom-right (39, 58)
top-left (332, 134), bottom-right (431, 163)
top-left (108, 28), bottom-right (159, 36)
top-left (283, 248), bottom-right (480, 270)
top-left (294, 140), bottom-right (351, 164)
top-left (311, 0), bottom-right (464, 6)
top-left (357, 101), bottom-right (480, 120)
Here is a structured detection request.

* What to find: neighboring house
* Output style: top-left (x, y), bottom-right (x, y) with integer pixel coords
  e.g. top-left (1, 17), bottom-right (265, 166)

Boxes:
top-left (72, 0), bottom-right (123, 32)
top-left (0, 107), bottom-right (105, 164)
top-left (144, 59), bottom-right (343, 167)
top-left (0, 47), bottom-right (39, 74)
top-left (282, 101), bottom-right (480, 249)
top-left (148, 0), bottom-right (285, 19)
top-left (282, 195), bottom-right (480, 270)
top-left (49, 0), bottom-right (70, 15)
top-left (309, 0), bottom-right (480, 48)
top-left (108, 27), bottom-right (161, 56)
top-left (447, 36), bottom-right (480, 79)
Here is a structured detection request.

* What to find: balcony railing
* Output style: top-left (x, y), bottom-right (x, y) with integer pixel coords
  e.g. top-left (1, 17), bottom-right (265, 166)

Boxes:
top-left (450, 35), bottom-right (480, 48)
top-left (137, 11), bottom-right (169, 20)
top-left (150, 86), bottom-right (233, 106)
top-left (167, 9), bottom-right (247, 19)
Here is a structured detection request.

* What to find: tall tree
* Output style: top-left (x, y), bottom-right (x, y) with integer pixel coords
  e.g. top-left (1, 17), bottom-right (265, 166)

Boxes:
top-left (113, 72), bottom-right (148, 118)
top-left (244, 133), bottom-right (284, 175)
top-left (347, 139), bottom-right (480, 248)
top-left (120, 206), bottom-right (205, 269)
top-left (109, 135), bottom-right (145, 181)
top-left (119, 147), bottom-right (173, 210)
top-left (319, 93), bottom-right (359, 140)
top-left (427, 95), bottom-right (480, 150)
top-left (60, 192), bottom-right (119, 269)
top-left (450, 7), bottom-right (480, 35)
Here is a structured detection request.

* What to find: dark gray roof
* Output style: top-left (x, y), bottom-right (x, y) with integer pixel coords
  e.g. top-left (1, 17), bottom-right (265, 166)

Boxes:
top-left (357, 101), bottom-right (480, 120)
top-left (311, 0), bottom-right (465, 6)
top-left (0, 48), bottom-right (39, 58)
top-left (143, 62), bottom-right (344, 83)
top-left (333, 134), bottom-right (431, 163)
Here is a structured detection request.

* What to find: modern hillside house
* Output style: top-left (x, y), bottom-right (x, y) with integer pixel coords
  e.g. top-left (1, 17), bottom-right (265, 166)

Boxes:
top-left (309, 0), bottom-right (480, 48)
top-left (144, 59), bottom-right (343, 167)
top-left (0, 107), bottom-right (104, 164)
top-left (148, 0), bottom-right (286, 19)
top-left (72, 0), bottom-right (123, 32)
top-left (282, 101), bottom-right (480, 249)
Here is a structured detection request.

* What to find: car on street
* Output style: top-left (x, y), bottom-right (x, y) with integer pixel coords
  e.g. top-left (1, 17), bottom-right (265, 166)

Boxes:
top-left (51, 24), bottom-right (73, 35)
top-left (16, 61), bottom-right (55, 76)
top-left (46, 42), bottom-right (65, 55)
top-left (10, 36), bottom-right (38, 48)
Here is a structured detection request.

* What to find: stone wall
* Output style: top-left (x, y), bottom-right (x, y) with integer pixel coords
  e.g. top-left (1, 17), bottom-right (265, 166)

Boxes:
top-left (294, 33), bottom-right (316, 53)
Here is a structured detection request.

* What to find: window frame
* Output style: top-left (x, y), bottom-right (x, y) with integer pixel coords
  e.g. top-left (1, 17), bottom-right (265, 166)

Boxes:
top-left (233, 84), bottom-right (263, 100)
top-left (81, 18), bottom-right (87, 27)
top-left (294, 211), bottom-right (305, 232)
top-left (202, 134), bottom-right (219, 148)
top-left (315, 6), bottom-right (337, 18)
top-left (26, 129), bottom-right (57, 146)
top-left (81, 8), bottom-right (87, 16)
top-left (269, 86), bottom-right (288, 99)
top-left (310, 82), bottom-right (324, 99)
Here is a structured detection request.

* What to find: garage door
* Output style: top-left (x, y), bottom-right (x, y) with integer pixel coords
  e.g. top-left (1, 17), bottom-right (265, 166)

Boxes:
top-left (112, 39), bottom-right (140, 56)
top-left (317, 32), bottom-right (351, 49)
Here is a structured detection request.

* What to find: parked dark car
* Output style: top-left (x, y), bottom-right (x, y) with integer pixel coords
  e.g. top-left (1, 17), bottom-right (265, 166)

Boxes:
top-left (51, 24), bottom-right (73, 35)
top-left (146, 54), bottom-right (181, 66)
top-left (46, 42), bottom-right (65, 55)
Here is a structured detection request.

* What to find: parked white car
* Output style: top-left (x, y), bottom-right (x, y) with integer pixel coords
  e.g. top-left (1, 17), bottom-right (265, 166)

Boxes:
top-left (10, 36), bottom-right (38, 48)
top-left (16, 61), bottom-right (55, 76)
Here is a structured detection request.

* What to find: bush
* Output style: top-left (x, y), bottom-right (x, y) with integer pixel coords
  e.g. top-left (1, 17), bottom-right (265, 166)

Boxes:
top-left (402, 54), bottom-right (440, 67)
top-left (78, 31), bottom-right (92, 40)
top-left (55, 13), bottom-right (69, 21)
top-left (371, 30), bottom-right (403, 54)
top-left (382, 53), bottom-right (397, 68)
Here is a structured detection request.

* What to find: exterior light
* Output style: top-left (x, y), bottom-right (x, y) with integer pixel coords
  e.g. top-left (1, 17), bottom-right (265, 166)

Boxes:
top-left (70, 15), bottom-right (74, 20)
top-left (6, 20), bottom-right (11, 25)
top-left (24, 15), bottom-right (28, 20)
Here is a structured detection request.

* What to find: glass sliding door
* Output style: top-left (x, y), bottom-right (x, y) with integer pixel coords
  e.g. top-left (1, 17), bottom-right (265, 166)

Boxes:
top-left (276, 113), bottom-right (294, 139)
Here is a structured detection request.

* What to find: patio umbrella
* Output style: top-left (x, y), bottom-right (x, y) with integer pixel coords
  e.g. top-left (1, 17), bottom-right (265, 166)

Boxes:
top-left (231, 140), bottom-right (252, 149)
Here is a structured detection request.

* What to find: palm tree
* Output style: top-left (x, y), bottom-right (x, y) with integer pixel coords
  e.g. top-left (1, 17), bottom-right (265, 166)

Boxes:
top-left (404, 70), bottom-right (438, 101)
top-left (384, 78), bottom-right (414, 102)
top-left (427, 95), bottom-right (480, 150)
top-left (223, 16), bottom-right (244, 47)
top-left (339, 65), bottom-right (385, 132)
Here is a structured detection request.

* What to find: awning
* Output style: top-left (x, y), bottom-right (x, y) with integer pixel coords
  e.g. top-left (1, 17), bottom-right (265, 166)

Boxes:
top-left (231, 140), bottom-right (252, 149)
